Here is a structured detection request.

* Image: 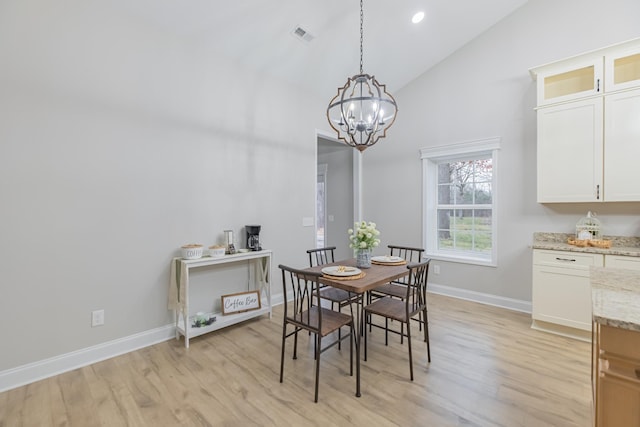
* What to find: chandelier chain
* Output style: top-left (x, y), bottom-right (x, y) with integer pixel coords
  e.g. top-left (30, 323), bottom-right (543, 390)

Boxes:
top-left (359, 0), bottom-right (363, 74)
top-left (325, 0), bottom-right (398, 152)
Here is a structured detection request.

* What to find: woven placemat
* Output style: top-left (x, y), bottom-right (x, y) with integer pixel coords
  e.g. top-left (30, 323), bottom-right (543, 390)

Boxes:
top-left (371, 260), bottom-right (407, 266)
top-left (322, 272), bottom-right (366, 281)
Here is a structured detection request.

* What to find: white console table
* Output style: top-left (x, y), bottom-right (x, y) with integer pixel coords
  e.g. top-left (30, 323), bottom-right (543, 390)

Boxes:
top-left (168, 250), bottom-right (272, 348)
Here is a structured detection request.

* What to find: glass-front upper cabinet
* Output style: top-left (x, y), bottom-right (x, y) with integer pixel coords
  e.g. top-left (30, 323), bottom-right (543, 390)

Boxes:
top-left (531, 57), bottom-right (604, 106)
top-left (605, 48), bottom-right (640, 92)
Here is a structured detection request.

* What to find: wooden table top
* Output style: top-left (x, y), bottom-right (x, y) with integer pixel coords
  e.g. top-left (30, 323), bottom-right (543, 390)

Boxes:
top-left (305, 258), bottom-right (410, 294)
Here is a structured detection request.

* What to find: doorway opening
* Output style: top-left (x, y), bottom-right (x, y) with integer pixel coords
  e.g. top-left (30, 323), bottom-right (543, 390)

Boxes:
top-left (316, 164), bottom-right (328, 248)
top-left (316, 133), bottom-right (359, 260)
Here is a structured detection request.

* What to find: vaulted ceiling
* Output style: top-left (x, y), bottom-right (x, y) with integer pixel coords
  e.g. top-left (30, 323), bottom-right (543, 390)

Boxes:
top-left (112, 0), bottom-right (529, 99)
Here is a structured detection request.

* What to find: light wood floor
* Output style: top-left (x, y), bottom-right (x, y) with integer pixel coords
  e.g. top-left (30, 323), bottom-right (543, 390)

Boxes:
top-left (0, 294), bottom-right (592, 427)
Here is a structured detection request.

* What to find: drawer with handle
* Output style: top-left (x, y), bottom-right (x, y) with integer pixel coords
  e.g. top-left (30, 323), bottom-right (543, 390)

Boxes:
top-left (533, 249), bottom-right (604, 270)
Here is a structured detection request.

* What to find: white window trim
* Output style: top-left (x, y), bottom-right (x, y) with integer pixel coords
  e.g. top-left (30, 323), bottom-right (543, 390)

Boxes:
top-left (420, 137), bottom-right (500, 267)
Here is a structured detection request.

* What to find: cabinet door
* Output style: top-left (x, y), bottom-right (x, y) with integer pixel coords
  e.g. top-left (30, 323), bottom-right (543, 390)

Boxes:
top-left (605, 47), bottom-right (640, 92)
top-left (597, 325), bottom-right (640, 426)
top-left (603, 89), bottom-right (640, 201)
top-left (605, 255), bottom-right (640, 271)
top-left (537, 98), bottom-right (603, 203)
top-left (535, 57), bottom-right (603, 106)
top-left (532, 265), bottom-right (593, 330)
top-left (532, 250), bottom-right (604, 331)
top-left (597, 375), bottom-right (640, 427)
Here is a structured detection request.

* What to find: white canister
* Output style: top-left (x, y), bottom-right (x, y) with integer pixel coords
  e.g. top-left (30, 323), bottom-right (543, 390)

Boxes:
top-left (181, 244), bottom-right (203, 259)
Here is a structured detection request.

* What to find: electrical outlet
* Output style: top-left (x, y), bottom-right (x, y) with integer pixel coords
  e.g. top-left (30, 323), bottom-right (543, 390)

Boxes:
top-left (433, 264), bottom-right (441, 275)
top-left (91, 309), bottom-right (105, 327)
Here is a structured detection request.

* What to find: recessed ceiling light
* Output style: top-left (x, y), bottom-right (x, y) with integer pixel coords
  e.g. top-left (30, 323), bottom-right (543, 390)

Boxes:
top-left (412, 11), bottom-right (425, 24)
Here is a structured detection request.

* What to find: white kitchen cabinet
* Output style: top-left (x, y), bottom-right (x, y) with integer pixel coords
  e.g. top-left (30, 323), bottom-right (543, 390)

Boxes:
top-left (530, 37), bottom-right (640, 203)
top-left (603, 88), bottom-right (640, 201)
top-left (605, 254), bottom-right (640, 271)
top-left (534, 57), bottom-right (603, 106)
top-left (605, 48), bottom-right (640, 92)
top-left (536, 98), bottom-right (603, 202)
top-left (532, 249), bottom-right (604, 338)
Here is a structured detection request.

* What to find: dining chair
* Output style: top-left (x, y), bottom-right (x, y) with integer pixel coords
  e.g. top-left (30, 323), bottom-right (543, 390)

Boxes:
top-left (279, 264), bottom-right (355, 402)
top-left (307, 246), bottom-right (336, 267)
top-left (368, 245), bottom-right (426, 342)
top-left (307, 246), bottom-right (359, 349)
top-left (363, 259), bottom-right (431, 381)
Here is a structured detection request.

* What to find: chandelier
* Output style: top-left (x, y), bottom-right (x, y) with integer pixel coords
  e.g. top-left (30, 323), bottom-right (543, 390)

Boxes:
top-left (326, 0), bottom-right (398, 152)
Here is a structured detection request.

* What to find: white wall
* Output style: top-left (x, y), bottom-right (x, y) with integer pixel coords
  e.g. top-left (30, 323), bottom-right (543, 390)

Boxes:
top-left (0, 0), bottom-right (328, 374)
top-left (364, 0), bottom-right (640, 302)
top-left (3, 0), bottom-right (639, 388)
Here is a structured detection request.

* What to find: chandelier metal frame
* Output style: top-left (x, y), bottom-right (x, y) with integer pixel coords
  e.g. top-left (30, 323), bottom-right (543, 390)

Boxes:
top-left (326, 0), bottom-right (398, 152)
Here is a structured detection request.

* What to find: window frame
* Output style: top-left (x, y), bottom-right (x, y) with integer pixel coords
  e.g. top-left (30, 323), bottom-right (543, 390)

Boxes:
top-left (420, 137), bottom-right (500, 267)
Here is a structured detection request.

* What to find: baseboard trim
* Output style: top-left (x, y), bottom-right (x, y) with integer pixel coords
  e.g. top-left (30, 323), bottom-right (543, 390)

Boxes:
top-left (0, 294), bottom-right (287, 394)
top-left (428, 283), bottom-right (532, 314)
top-left (531, 320), bottom-right (591, 342)
top-left (0, 324), bottom-right (176, 393)
top-left (2, 289), bottom-right (517, 393)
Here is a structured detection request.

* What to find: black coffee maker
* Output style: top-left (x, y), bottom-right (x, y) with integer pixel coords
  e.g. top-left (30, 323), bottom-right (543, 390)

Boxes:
top-left (245, 225), bottom-right (262, 251)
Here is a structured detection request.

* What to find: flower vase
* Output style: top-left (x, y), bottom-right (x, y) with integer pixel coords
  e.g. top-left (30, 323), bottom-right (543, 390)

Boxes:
top-left (355, 248), bottom-right (372, 269)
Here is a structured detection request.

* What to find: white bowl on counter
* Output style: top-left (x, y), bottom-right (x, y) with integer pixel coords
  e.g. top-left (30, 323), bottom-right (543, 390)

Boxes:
top-left (181, 244), bottom-right (203, 260)
top-left (208, 246), bottom-right (226, 258)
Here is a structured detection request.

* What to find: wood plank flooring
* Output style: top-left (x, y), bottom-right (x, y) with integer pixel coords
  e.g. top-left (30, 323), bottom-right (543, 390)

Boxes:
top-left (0, 293), bottom-right (592, 426)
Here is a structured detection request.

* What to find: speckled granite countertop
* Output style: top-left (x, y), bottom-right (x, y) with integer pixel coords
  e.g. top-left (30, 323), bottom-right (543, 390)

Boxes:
top-left (533, 232), bottom-right (640, 257)
top-left (591, 267), bottom-right (640, 331)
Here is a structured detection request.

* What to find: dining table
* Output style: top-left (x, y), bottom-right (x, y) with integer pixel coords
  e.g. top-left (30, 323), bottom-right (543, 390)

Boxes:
top-left (304, 257), bottom-right (412, 397)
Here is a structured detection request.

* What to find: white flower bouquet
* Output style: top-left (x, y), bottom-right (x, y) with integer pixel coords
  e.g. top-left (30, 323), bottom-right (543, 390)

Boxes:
top-left (348, 221), bottom-right (381, 250)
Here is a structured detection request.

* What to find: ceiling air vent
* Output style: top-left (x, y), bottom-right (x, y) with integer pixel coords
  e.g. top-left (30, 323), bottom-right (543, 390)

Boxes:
top-left (291, 25), bottom-right (315, 43)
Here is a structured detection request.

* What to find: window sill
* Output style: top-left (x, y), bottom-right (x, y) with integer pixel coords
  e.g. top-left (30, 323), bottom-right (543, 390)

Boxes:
top-left (424, 252), bottom-right (497, 268)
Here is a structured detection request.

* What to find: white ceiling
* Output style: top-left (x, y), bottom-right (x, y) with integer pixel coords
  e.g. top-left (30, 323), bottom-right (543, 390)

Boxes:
top-left (112, 0), bottom-right (529, 98)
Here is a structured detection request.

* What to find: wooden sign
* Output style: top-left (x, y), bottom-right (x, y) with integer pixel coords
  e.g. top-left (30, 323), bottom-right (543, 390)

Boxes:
top-left (221, 290), bottom-right (261, 315)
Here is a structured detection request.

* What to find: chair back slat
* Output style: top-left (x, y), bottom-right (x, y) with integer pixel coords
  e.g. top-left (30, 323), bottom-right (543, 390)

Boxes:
top-left (388, 244), bottom-right (424, 262)
top-left (306, 246), bottom-right (336, 267)
top-left (280, 264), bottom-right (323, 332)
top-left (388, 245), bottom-right (424, 285)
top-left (405, 260), bottom-right (431, 317)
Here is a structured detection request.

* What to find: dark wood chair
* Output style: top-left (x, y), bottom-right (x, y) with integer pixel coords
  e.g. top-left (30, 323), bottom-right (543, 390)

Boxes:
top-left (364, 260), bottom-right (431, 381)
top-left (369, 245), bottom-right (425, 299)
top-left (368, 245), bottom-right (426, 342)
top-left (307, 246), bottom-right (359, 349)
top-left (279, 264), bottom-right (355, 402)
top-left (307, 246), bottom-right (336, 267)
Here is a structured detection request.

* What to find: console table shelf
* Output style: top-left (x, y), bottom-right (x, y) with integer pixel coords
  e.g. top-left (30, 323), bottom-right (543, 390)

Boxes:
top-left (169, 250), bottom-right (272, 348)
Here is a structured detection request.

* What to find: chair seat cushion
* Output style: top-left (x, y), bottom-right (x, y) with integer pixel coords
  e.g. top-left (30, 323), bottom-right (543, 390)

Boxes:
top-left (317, 287), bottom-right (357, 304)
top-left (370, 283), bottom-right (409, 299)
top-left (364, 297), bottom-right (407, 322)
top-left (289, 307), bottom-right (353, 337)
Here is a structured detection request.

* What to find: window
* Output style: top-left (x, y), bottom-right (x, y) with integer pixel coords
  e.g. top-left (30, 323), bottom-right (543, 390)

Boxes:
top-left (421, 138), bottom-right (500, 266)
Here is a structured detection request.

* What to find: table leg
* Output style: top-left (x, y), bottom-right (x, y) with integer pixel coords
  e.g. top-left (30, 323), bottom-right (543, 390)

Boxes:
top-left (354, 293), bottom-right (363, 397)
top-left (184, 311), bottom-right (190, 349)
top-left (175, 310), bottom-right (179, 340)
